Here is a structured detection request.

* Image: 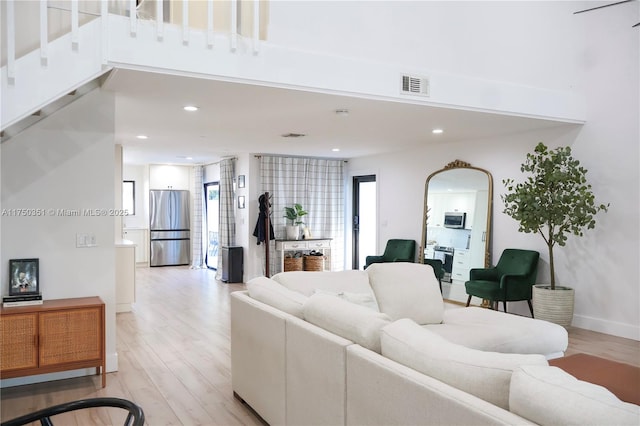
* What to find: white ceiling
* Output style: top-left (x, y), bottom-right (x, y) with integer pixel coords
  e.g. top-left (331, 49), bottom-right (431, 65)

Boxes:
top-left (102, 68), bottom-right (574, 165)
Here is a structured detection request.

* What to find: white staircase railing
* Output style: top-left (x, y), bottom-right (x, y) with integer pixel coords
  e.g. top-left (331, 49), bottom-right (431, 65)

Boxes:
top-left (1, 0), bottom-right (264, 133)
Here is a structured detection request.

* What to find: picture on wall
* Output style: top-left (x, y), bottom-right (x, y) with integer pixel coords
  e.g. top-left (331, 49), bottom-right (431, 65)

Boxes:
top-left (9, 258), bottom-right (39, 296)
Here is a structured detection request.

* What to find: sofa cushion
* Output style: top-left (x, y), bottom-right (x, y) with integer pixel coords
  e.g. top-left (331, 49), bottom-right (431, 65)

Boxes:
top-left (303, 293), bottom-right (392, 353)
top-left (313, 288), bottom-right (379, 311)
top-left (272, 270), bottom-right (373, 297)
top-left (510, 365), bottom-right (640, 426)
top-left (425, 307), bottom-right (568, 358)
top-left (380, 318), bottom-right (548, 410)
top-left (367, 263), bottom-right (444, 324)
top-left (246, 277), bottom-right (307, 319)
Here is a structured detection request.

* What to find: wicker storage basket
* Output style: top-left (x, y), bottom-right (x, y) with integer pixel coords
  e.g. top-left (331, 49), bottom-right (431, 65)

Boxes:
top-left (284, 257), bottom-right (303, 272)
top-left (303, 255), bottom-right (325, 271)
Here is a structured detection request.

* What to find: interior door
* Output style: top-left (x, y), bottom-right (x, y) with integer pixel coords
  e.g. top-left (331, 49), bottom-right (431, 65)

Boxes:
top-left (205, 182), bottom-right (220, 269)
top-left (352, 175), bottom-right (376, 270)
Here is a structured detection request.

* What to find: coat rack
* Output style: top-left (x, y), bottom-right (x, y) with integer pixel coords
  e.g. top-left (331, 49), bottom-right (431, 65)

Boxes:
top-left (264, 191), bottom-right (271, 277)
top-left (253, 191), bottom-right (274, 277)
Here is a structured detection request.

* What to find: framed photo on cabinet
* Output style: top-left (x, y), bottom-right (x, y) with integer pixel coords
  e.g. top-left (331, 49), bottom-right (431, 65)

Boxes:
top-left (9, 258), bottom-right (39, 295)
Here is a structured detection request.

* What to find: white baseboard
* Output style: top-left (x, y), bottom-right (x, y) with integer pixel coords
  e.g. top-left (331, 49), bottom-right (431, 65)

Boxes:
top-left (572, 314), bottom-right (640, 341)
top-left (107, 351), bottom-right (118, 372)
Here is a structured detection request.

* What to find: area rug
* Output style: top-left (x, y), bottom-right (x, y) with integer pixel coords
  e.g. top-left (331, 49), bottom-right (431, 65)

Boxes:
top-left (549, 353), bottom-right (640, 405)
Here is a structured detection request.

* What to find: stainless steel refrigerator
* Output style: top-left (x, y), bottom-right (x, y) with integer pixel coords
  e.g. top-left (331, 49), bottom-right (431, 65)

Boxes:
top-left (149, 190), bottom-right (191, 267)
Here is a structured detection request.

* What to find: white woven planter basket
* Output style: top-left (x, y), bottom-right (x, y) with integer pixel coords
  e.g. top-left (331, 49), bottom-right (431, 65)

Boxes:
top-left (532, 285), bottom-right (575, 328)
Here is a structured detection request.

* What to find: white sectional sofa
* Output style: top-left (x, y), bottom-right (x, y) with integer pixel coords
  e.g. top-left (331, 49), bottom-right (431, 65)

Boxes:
top-left (230, 263), bottom-right (639, 426)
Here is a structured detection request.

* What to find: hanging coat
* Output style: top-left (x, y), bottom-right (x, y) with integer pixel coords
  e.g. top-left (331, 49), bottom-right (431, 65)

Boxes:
top-left (253, 193), bottom-right (275, 244)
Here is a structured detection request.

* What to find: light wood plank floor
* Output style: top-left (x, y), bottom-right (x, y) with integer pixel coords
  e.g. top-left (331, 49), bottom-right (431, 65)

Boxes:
top-left (1, 266), bottom-right (639, 425)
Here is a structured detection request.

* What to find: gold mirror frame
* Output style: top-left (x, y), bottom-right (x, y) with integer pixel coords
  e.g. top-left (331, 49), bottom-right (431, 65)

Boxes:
top-left (420, 160), bottom-right (493, 304)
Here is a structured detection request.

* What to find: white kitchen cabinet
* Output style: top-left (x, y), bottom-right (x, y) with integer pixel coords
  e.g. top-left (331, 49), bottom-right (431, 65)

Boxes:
top-left (426, 193), bottom-right (445, 227)
top-left (470, 190), bottom-right (489, 268)
top-left (426, 192), bottom-right (475, 228)
top-left (424, 244), bottom-right (435, 260)
top-left (149, 165), bottom-right (190, 190)
top-left (452, 249), bottom-right (471, 283)
top-left (116, 240), bottom-right (136, 313)
top-left (123, 228), bottom-right (148, 264)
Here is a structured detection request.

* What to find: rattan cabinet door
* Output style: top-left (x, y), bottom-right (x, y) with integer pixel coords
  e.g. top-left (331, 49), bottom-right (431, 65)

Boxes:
top-left (0, 313), bottom-right (38, 371)
top-left (39, 308), bottom-right (102, 367)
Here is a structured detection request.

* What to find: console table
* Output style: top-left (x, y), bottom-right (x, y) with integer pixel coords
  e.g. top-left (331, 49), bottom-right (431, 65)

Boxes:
top-left (276, 239), bottom-right (332, 272)
top-left (0, 296), bottom-right (106, 387)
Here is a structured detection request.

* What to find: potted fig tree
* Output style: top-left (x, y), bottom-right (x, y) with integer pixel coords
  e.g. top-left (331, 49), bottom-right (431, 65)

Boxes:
top-left (502, 142), bottom-right (608, 327)
top-left (284, 203), bottom-right (308, 240)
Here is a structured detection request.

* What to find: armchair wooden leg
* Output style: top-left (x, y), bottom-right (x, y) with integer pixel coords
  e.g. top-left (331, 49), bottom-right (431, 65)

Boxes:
top-left (527, 300), bottom-right (534, 318)
top-left (466, 295), bottom-right (472, 307)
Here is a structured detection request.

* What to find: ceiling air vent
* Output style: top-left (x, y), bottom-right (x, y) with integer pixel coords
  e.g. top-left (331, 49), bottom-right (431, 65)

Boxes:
top-left (401, 74), bottom-right (429, 97)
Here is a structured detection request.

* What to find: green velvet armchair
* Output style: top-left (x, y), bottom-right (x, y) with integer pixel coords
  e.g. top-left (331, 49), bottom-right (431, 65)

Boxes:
top-left (364, 239), bottom-right (416, 269)
top-left (465, 248), bottom-right (540, 316)
top-left (423, 258), bottom-right (445, 293)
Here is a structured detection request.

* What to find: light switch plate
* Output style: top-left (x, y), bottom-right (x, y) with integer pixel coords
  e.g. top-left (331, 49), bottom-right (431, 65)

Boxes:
top-left (76, 233), bottom-right (97, 248)
top-left (76, 233), bottom-right (87, 248)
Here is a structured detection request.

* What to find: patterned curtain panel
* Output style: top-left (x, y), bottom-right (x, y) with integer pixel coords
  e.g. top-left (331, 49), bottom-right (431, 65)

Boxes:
top-left (190, 165), bottom-right (205, 269)
top-left (260, 156), bottom-right (345, 273)
top-left (216, 158), bottom-right (236, 280)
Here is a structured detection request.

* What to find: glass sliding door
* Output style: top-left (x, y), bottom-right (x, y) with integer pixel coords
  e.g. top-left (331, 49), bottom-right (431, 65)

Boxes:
top-left (205, 182), bottom-right (220, 269)
top-left (352, 175), bottom-right (376, 270)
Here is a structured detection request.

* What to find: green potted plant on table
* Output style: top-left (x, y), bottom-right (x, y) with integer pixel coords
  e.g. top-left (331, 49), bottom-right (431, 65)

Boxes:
top-left (284, 203), bottom-right (308, 240)
top-left (502, 142), bottom-right (608, 327)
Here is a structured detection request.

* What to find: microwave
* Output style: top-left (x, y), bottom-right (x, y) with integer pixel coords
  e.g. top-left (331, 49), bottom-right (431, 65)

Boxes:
top-left (444, 212), bottom-right (466, 229)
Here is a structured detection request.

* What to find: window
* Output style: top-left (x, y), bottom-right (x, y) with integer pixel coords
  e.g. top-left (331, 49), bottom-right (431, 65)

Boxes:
top-left (123, 181), bottom-right (135, 215)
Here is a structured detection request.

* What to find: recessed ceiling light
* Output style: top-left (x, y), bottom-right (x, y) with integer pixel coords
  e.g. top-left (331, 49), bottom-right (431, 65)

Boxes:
top-left (183, 105), bottom-right (199, 112)
top-left (186, 157), bottom-right (193, 160)
top-left (136, 135), bottom-right (148, 139)
top-left (332, 148), bottom-right (340, 152)
top-left (432, 128), bottom-right (444, 134)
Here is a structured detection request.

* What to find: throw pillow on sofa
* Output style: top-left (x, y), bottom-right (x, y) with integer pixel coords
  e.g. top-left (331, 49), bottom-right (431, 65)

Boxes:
top-left (303, 292), bottom-right (392, 353)
top-left (246, 276), bottom-right (308, 319)
top-left (380, 318), bottom-right (548, 410)
top-left (510, 365), bottom-right (640, 426)
top-left (367, 263), bottom-right (444, 325)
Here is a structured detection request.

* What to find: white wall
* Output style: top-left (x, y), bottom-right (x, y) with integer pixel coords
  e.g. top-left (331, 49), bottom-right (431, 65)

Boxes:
top-left (234, 154), bottom-right (251, 281)
top-left (104, 4), bottom-right (583, 123)
top-left (204, 155), bottom-right (253, 281)
top-left (0, 89), bottom-right (118, 386)
top-left (246, 155), bottom-right (268, 279)
top-left (349, 3), bottom-right (639, 339)
top-left (269, 1), bottom-right (584, 91)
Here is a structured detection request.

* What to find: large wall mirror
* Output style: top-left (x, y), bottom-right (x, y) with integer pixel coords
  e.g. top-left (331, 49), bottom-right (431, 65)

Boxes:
top-left (421, 160), bottom-right (493, 304)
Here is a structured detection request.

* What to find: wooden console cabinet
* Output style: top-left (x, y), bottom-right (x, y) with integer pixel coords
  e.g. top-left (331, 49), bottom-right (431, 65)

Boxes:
top-left (0, 297), bottom-right (106, 387)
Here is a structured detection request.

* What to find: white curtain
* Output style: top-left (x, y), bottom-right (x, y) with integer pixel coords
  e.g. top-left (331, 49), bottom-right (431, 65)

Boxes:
top-left (190, 165), bottom-right (206, 269)
top-left (260, 156), bottom-right (345, 273)
top-left (216, 158), bottom-right (236, 280)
